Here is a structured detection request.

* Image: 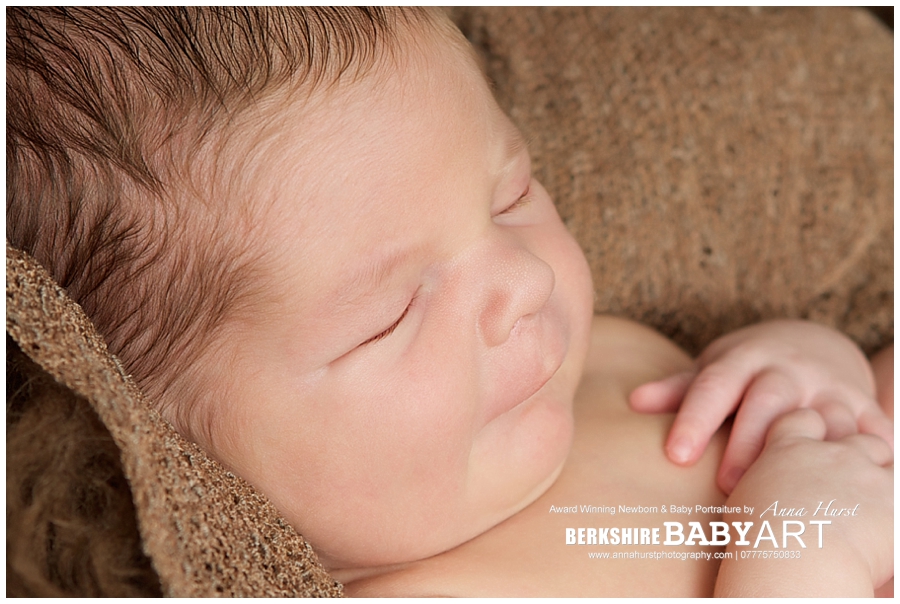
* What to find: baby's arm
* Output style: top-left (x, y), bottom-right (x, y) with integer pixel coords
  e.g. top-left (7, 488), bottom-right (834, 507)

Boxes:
top-left (630, 320), bottom-right (893, 493)
top-left (714, 409), bottom-right (893, 597)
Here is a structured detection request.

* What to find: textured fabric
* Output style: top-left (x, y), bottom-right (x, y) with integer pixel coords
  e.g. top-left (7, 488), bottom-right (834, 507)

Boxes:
top-left (5, 7), bottom-right (892, 597)
top-left (6, 244), bottom-right (342, 597)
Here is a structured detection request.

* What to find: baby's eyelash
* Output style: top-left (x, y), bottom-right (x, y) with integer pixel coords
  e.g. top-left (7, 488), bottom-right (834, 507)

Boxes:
top-left (360, 298), bottom-right (413, 347)
top-left (500, 182), bottom-right (533, 215)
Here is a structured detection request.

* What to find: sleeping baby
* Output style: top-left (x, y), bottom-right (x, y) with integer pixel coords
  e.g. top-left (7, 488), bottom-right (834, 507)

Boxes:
top-left (7, 7), bottom-right (892, 596)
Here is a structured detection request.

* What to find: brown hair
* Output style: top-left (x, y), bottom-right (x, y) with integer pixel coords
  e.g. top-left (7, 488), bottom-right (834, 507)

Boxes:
top-left (7, 7), bottom-right (431, 424)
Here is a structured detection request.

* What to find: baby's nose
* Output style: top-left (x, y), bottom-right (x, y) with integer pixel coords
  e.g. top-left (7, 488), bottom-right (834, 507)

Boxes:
top-left (478, 242), bottom-right (554, 348)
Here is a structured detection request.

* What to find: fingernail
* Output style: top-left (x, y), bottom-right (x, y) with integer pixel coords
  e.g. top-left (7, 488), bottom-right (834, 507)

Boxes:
top-left (668, 437), bottom-right (693, 464)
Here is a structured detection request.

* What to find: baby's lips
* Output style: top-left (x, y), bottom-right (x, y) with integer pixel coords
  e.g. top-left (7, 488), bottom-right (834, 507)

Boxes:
top-left (483, 308), bottom-right (567, 424)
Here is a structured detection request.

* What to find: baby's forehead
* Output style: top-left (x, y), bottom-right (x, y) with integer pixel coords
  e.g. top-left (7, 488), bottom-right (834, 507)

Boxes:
top-left (234, 18), bottom-right (523, 285)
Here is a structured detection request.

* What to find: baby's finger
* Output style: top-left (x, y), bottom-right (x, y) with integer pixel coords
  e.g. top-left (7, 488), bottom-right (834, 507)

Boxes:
top-left (857, 408), bottom-right (894, 450)
top-left (629, 370), bottom-right (696, 413)
top-left (765, 408), bottom-right (827, 447)
top-left (841, 433), bottom-right (894, 467)
top-left (716, 369), bottom-right (800, 493)
top-left (665, 355), bottom-right (760, 465)
top-left (809, 398), bottom-right (858, 442)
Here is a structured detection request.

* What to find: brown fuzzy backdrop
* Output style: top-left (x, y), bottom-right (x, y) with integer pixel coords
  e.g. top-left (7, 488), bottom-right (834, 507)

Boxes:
top-left (450, 7), bottom-right (893, 354)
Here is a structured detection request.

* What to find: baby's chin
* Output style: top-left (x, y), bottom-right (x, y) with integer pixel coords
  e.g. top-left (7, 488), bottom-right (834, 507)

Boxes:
top-left (325, 449), bottom-right (572, 580)
top-left (467, 381), bottom-right (575, 514)
top-left (493, 445), bottom-right (569, 520)
top-left (322, 393), bottom-right (575, 574)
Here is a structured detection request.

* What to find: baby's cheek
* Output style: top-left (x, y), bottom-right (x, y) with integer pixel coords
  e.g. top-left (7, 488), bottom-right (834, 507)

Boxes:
top-left (556, 228), bottom-right (594, 334)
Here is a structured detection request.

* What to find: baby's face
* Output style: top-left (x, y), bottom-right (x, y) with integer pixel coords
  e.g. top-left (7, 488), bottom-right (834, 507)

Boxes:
top-left (202, 24), bottom-right (593, 569)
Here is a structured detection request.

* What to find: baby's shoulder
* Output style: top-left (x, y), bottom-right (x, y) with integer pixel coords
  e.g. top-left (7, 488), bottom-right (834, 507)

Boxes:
top-left (584, 315), bottom-right (693, 390)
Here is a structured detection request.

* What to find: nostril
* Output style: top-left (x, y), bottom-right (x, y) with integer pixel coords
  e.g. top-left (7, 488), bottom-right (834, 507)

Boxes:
top-left (504, 317), bottom-right (525, 341)
top-left (509, 316), bottom-right (524, 336)
top-left (479, 251), bottom-right (554, 348)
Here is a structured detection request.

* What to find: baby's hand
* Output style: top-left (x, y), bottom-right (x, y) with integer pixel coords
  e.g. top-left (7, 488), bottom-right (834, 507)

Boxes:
top-left (629, 320), bottom-right (893, 493)
top-left (718, 409), bottom-right (893, 596)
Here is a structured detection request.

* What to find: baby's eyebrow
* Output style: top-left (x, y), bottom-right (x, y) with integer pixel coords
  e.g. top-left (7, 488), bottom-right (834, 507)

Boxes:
top-left (331, 246), bottom-right (416, 311)
top-left (505, 128), bottom-right (529, 162)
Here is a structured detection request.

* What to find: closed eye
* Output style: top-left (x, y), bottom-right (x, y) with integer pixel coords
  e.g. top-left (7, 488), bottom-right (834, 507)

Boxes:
top-left (360, 299), bottom-right (413, 347)
top-left (499, 182), bottom-right (533, 215)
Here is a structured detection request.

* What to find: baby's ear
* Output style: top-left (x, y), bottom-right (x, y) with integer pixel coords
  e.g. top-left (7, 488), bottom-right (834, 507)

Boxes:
top-left (6, 243), bottom-right (342, 597)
